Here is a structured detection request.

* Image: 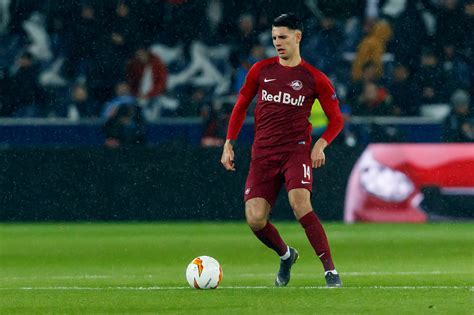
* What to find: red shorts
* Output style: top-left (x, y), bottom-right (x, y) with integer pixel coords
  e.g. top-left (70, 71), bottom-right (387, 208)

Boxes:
top-left (244, 150), bottom-right (313, 207)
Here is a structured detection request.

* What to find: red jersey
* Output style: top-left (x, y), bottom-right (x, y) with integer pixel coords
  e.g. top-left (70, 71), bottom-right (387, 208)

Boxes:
top-left (227, 57), bottom-right (343, 157)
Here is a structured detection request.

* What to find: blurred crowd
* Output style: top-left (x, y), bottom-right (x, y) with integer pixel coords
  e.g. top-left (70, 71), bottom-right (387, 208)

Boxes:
top-left (0, 0), bottom-right (473, 144)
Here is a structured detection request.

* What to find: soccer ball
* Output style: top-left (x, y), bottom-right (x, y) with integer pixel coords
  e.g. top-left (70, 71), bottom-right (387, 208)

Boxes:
top-left (185, 256), bottom-right (223, 289)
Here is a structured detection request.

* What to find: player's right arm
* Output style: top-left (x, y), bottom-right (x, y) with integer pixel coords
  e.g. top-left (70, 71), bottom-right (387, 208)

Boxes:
top-left (309, 68), bottom-right (344, 168)
top-left (221, 63), bottom-right (260, 171)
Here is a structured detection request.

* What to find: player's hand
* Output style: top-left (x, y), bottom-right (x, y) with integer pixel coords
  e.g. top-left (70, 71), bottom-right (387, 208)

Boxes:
top-left (311, 138), bottom-right (328, 168)
top-left (221, 140), bottom-right (236, 171)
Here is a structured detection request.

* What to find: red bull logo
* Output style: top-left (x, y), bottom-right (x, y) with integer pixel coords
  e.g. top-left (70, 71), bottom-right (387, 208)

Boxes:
top-left (261, 89), bottom-right (305, 106)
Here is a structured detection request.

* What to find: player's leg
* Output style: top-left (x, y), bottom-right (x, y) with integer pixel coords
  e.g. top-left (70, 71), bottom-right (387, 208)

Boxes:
top-left (245, 197), bottom-right (287, 256)
top-left (288, 189), bottom-right (334, 268)
top-left (284, 150), bottom-right (342, 287)
top-left (244, 156), bottom-right (297, 286)
top-left (245, 197), bottom-right (298, 287)
top-left (288, 189), bottom-right (341, 287)
top-left (244, 155), bottom-right (288, 256)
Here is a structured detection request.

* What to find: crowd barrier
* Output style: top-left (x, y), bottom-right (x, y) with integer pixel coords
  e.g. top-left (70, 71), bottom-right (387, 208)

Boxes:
top-left (0, 144), bottom-right (363, 221)
top-left (2, 117), bottom-right (463, 223)
top-left (0, 116), bottom-right (444, 147)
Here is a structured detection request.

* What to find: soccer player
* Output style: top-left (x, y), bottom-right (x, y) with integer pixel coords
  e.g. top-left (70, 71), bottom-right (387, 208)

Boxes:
top-left (221, 13), bottom-right (343, 287)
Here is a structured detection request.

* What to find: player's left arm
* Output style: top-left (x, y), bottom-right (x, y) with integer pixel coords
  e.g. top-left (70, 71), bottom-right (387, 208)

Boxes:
top-left (311, 71), bottom-right (344, 168)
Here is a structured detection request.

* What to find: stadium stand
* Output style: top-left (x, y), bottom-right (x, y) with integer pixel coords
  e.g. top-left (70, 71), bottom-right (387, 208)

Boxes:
top-left (0, 0), bottom-right (472, 144)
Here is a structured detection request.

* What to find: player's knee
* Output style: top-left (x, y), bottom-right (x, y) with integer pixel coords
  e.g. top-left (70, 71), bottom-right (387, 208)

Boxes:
top-left (245, 208), bottom-right (267, 230)
top-left (246, 218), bottom-right (266, 231)
top-left (290, 200), bottom-right (312, 218)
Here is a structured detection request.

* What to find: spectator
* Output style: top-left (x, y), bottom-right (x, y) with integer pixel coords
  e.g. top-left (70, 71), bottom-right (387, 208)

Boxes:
top-left (461, 0), bottom-right (474, 50)
top-left (8, 52), bottom-right (41, 117)
top-left (235, 13), bottom-right (258, 56)
top-left (66, 84), bottom-right (99, 120)
top-left (232, 44), bottom-right (265, 94)
top-left (6, 1), bottom-right (43, 36)
top-left (302, 17), bottom-right (343, 77)
top-left (444, 90), bottom-right (473, 142)
top-left (0, 0), bottom-right (470, 122)
top-left (412, 47), bottom-right (446, 104)
top-left (200, 99), bottom-right (232, 147)
top-left (108, 1), bottom-right (140, 50)
top-left (102, 82), bottom-right (146, 149)
top-left (0, 67), bottom-right (10, 116)
top-left (352, 20), bottom-right (392, 82)
top-left (229, 13), bottom-right (259, 69)
top-left (103, 104), bottom-right (146, 149)
top-left (391, 0), bottom-right (429, 69)
top-left (161, 0), bottom-right (207, 47)
top-left (65, 3), bottom-right (102, 78)
top-left (48, 20), bottom-right (67, 59)
top-left (353, 81), bottom-right (393, 116)
top-left (441, 43), bottom-right (471, 96)
top-left (101, 81), bottom-right (136, 119)
top-left (177, 87), bottom-right (208, 117)
top-left (126, 46), bottom-right (168, 120)
top-left (462, 0), bottom-right (474, 95)
top-left (346, 61), bottom-right (380, 106)
top-left (389, 63), bottom-right (419, 116)
top-left (316, 0), bottom-right (369, 21)
top-left (429, 0), bottom-right (465, 53)
top-left (45, 1), bottom-right (75, 58)
top-left (88, 24), bottom-right (132, 104)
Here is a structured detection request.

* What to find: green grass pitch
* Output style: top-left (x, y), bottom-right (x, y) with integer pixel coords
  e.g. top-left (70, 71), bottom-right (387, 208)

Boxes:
top-left (1, 222), bottom-right (473, 314)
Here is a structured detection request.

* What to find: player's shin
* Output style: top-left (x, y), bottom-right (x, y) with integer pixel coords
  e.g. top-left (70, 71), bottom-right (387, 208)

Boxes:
top-left (251, 222), bottom-right (288, 256)
top-left (298, 211), bottom-right (335, 271)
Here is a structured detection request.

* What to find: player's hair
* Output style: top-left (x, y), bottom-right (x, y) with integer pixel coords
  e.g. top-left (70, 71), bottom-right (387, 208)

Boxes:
top-left (272, 13), bottom-right (303, 32)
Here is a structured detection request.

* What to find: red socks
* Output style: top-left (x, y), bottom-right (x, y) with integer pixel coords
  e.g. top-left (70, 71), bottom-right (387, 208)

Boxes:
top-left (299, 211), bottom-right (335, 271)
top-left (252, 212), bottom-right (335, 271)
top-left (252, 222), bottom-right (288, 256)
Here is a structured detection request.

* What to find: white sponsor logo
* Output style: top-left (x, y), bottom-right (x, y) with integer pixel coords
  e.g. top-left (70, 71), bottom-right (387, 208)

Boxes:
top-left (289, 80), bottom-right (303, 91)
top-left (301, 180), bottom-right (311, 184)
top-left (331, 92), bottom-right (337, 100)
top-left (264, 78), bottom-right (276, 82)
top-left (261, 89), bottom-right (305, 106)
top-left (245, 188), bottom-right (251, 195)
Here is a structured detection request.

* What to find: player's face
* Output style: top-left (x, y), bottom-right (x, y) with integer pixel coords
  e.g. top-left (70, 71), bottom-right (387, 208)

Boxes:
top-left (272, 26), bottom-right (301, 60)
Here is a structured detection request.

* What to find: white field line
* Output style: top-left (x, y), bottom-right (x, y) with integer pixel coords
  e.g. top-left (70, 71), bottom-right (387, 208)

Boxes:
top-left (241, 271), bottom-right (474, 277)
top-left (0, 286), bottom-right (472, 291)
top-left (1, 270), bottom-right (470, 281)
top-left (0, 274), bottom-right (153, 280)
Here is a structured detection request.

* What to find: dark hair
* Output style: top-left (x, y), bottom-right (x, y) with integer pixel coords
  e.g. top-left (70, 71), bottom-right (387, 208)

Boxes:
top-left (20, 51), bottom-right (33, 60)
top-left (272, 13), bottom-right (303, 32)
